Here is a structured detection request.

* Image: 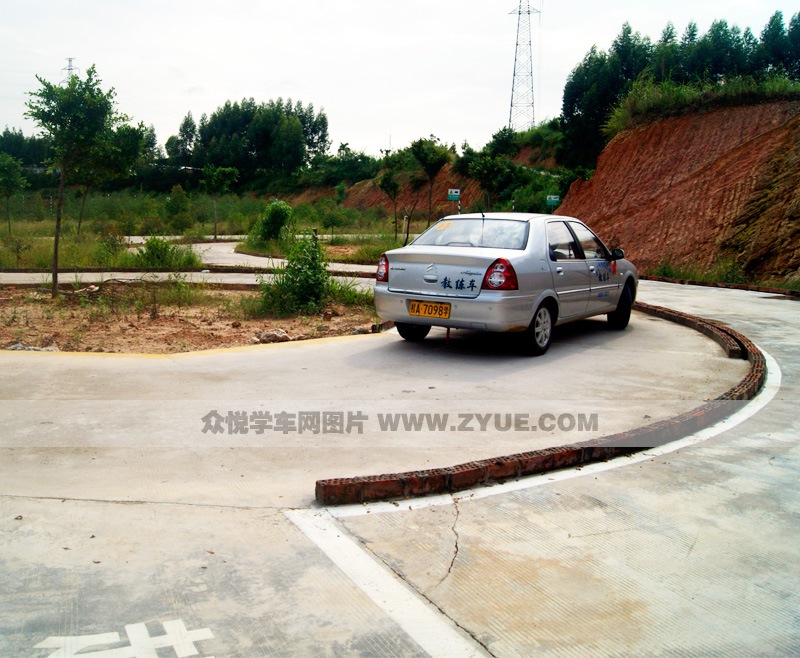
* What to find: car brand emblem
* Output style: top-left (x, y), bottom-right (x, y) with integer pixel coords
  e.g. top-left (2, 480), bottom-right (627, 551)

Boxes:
top-left (423, 263), bottom-right (438, 283)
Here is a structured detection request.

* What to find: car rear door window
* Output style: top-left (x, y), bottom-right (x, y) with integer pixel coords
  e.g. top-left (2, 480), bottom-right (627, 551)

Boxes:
top-left (547, 221), bottom-right (580, 260)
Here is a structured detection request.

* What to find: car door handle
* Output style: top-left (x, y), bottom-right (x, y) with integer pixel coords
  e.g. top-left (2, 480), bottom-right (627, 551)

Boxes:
top-left (555, 267), bottom-right (563, 275)
top-left (588, 265), bottom-right (596, 272)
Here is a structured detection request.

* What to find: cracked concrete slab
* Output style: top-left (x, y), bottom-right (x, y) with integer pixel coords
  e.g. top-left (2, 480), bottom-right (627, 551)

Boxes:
top-left (1, 280), bottom-right (797, 656)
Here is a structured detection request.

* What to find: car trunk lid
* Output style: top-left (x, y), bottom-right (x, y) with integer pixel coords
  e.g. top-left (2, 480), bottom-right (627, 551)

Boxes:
top-left (386, 248), bottom-right (499, 299)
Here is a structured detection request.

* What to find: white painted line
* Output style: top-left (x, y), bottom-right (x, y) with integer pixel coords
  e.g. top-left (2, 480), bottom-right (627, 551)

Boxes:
top-left (284, 508), bottom-right (488, 658)
top-left (331, 345), bottom-right (782, 519)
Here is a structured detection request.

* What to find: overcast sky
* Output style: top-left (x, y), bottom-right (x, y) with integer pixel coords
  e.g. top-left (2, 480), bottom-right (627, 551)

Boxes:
top-left (0, 1), bottom-right (795, 156)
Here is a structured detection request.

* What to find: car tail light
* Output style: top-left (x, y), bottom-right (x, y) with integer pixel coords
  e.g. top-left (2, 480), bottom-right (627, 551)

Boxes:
top-left (376, 253), bottom-right (389, 282)
top-left (482, 258), bottom-right (518, 290)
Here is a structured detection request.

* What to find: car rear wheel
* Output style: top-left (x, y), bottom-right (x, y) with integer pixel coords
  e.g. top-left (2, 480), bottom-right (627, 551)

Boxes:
top-left (607, 284), bottom-right (633, 330)
top-left (521, 303), bottom-right (553, 356)
top-left (395, 322), bottom-right (431, 342)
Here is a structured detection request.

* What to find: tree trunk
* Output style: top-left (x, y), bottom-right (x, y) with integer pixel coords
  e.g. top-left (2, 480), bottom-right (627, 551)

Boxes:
top-left (427, 181), bottom-right (433, 227)
top-left (52, 168), bottom-right (66, 297)
top-left (212, 197), bottom-right (218, 240)
top-left (77, 185), bottom-right (90, 234)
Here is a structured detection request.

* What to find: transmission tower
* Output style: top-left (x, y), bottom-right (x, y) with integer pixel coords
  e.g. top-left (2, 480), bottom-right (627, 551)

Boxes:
top-left (60, 58), bottom-right (80, 84)
top-left (508, 0), bottom-right (539, 132)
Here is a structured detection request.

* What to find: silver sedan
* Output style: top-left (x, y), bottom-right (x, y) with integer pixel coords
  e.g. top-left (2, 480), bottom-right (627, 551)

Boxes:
top-left (374, 212), bottom-right (638, 355)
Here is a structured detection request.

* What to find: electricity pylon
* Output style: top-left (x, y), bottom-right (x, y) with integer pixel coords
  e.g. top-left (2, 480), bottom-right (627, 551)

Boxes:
top-left (508, 1), bottom-right (539, 132)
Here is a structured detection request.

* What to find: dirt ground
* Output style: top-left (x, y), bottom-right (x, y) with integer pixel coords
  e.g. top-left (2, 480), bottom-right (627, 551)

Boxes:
top-left (0, 285), bottom-right (378, 354)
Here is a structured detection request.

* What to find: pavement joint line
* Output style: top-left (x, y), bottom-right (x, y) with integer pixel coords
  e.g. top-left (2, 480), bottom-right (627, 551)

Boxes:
top-left (328, 344), bottom-right (781, 519)
top-left (284, 508), bottom-right (491, 658)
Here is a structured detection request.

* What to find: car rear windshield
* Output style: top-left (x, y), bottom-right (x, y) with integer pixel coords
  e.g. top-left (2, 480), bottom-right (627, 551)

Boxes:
top-left (412, 218), bottom-right (529, 250)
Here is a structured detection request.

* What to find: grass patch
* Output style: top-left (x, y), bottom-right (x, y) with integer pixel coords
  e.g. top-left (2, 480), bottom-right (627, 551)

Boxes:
top-left (649, 258), bottom-right (749, 284)
top-left (605, 75), bottom-right (800, 138)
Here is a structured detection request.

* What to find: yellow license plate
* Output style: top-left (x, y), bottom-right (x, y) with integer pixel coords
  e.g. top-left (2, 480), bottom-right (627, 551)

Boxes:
top-left (408, 300), bottom-right (451, 319)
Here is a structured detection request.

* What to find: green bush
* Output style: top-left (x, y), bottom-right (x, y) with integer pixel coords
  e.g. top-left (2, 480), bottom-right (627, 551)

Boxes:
top-left (250, 200), bottom-right (293, 245)
top-left (91, 230), bottom-right (128, 267)
top-left (132, 236), bottom-right (201, 269)
top-left (256, 232), bottom-right (329, 315)
top-left (605, 75), bottom-right (800, 138)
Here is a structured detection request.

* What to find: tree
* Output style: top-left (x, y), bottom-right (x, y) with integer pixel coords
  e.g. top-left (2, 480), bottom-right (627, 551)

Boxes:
top-left (560, 46), bottom-right (619, 167)
top-left (165, 184), bottom-right (191, 232)
top-left (469, 154), bottom-right (512, 211)
top-left (790, 13), bottom-right (800, 78)
top-left (184, 97), bottom-right (330, 184)
top-left (74, 122), bottom-right (147, 233)
top-left (268, 115), bottom-right (306, 172)
top-left (0, 153), bottom-right (29, 234)
top-left (610, 22), bottom-right (653, 83)
top-left (25, 65), bottom-right (123, 296)
top-left (165, 112), bottom-right (197, 167)
top-left (410, 136), bottom-right (451, 226)
top-left (760, 11), bottom-right (791, 74)
top-left (378, 170), bottom-right (400, 239)
top-left (201, 165), bottom-right (238, 239)
top-left (485, 127), bottom-right (518, 158)
top-left (653, 23), bottom-right (682, 81)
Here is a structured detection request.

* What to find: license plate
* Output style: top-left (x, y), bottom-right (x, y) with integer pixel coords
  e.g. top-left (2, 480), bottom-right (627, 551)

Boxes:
top-left (408, 300), bottom-right (451, 319)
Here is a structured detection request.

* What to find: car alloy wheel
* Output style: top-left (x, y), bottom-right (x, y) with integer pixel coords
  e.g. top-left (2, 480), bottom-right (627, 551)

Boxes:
top-left (521, 303), bottom-right (553, 356)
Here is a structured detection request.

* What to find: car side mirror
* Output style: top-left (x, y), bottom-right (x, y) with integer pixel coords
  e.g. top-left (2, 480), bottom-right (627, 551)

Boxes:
top-left (610, 248), bottom-right (625, 260)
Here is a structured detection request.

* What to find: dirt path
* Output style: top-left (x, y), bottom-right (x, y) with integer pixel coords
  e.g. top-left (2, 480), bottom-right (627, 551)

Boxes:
top-left (0, 286), bottom-right (376, 354)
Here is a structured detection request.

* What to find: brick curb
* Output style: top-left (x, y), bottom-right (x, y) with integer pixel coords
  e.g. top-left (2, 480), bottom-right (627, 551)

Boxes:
top-left (315, 303), bottom-right (767, 505)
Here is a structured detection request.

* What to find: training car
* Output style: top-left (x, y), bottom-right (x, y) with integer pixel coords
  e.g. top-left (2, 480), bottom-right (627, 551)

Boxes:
top-left (374, 212), bottom-right (637, 355)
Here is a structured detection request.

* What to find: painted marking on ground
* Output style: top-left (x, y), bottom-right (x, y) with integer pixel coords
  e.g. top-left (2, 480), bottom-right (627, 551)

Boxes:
top-left (33, 619), bottom-right (214, 657)
top-left (284, 508), bottom-right (488, 658)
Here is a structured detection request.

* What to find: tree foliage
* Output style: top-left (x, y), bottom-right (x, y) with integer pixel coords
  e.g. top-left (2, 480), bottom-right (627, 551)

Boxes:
top-left (410, 136), bottom-right (452, 226)
top-left (25, 64), bottom-right (125, 295)
top-left (201, 165), bottom-right (239, 239)
top-left (169, 98), bottom-right (330, 188)
top-left (0, 128), bottom-right (51, 168)
top-left (250, 199), bottom-right (293, 245)
top-left (561, 11), bottom-right (800, 167)
top-left (0, 153), bottom-right (29, 233)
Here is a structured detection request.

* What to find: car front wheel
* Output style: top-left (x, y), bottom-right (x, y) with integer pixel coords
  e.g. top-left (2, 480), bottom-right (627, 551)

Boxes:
top-left (607, 284), bottom-right (633, 330)
top-left (521, 303), bottom-right (553, 356)
top-left (395, 322), bottom-right (431, 342)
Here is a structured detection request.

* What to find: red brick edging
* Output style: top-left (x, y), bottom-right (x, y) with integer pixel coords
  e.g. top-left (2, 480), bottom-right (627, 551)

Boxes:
top-left (315, 302), bottom-right (767, 505)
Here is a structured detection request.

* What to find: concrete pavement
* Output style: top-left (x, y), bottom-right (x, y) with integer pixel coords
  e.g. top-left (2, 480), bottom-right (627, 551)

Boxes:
top-left (0, 280), bottom-right (797, 656)
top-left (0, 241), bottom-right (376, 289)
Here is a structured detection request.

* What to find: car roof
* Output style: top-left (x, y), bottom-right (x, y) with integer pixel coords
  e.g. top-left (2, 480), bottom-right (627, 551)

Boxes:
top-left (440, 212), bottom-right (578, 224)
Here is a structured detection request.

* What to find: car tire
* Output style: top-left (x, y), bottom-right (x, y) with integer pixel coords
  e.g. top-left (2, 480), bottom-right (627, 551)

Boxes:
top-left (395, 322), bottom-right (431, 342)
top-left (607, 284), bottom-right (633, 330)
top-left (521, 303), bottom-right (553, 356)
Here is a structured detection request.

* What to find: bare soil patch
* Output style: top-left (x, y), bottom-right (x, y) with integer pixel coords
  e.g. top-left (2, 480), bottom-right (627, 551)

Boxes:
top-left (0, 285), bottom-right (377, 354)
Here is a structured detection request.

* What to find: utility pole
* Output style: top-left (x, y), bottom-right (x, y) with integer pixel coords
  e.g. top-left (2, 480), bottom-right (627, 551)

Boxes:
top-left (508, 1), bottom-right (540, 132)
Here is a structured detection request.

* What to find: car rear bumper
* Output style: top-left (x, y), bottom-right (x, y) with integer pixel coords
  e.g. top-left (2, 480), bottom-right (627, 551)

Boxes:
top-left (374, 285), bottom-right (537, 332)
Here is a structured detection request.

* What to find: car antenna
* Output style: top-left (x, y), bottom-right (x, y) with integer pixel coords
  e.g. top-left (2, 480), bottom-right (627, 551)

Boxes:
top-left (480, 211), bottom-right (485, 218)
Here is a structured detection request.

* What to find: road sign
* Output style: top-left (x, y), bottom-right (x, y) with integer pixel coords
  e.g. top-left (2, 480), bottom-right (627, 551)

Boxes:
top-left (546, 195), bottom-right (560, 207)
top-left (447, 188), bottom-right (461, 201)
